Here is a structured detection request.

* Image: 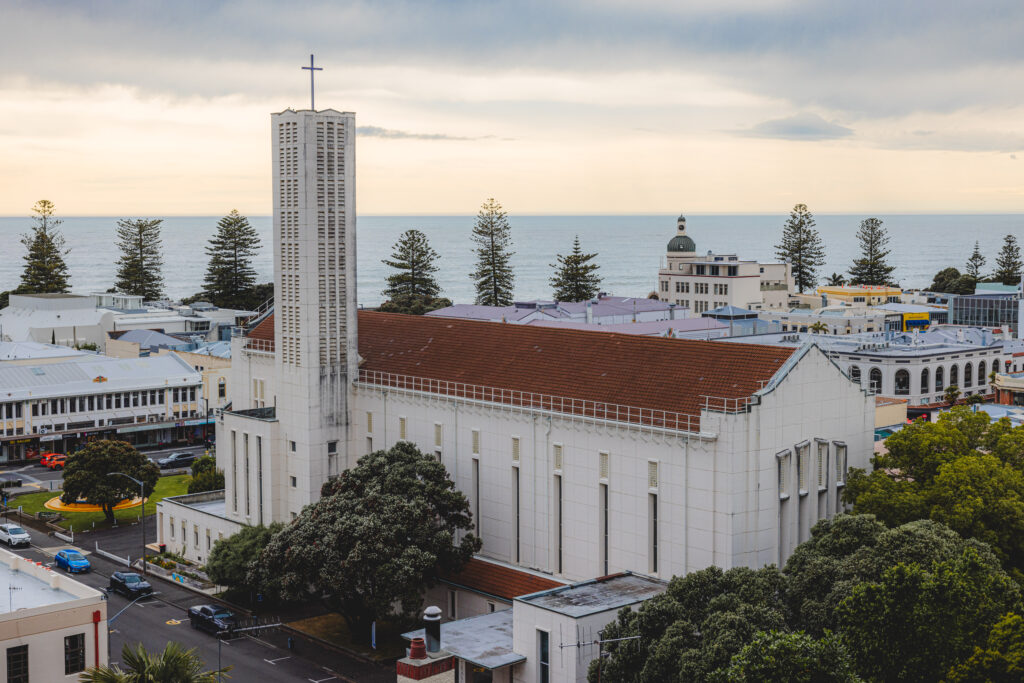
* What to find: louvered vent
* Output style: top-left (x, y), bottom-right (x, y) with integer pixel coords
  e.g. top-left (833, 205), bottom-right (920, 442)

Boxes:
top-left (434, 423), bottom-right (442, 448)
top-left (366, 411), bottom-right (373, 433)
top-left (399, 416), bottom-right (407, 440)
top-left (472, 430), bottom-right (480, 455)
top-left (648, 461), bottom-right (659, 488)
top-left (599, 452), bottom-right (609, 479)
top-left (553, 444), bottom-right (563, 471)
top-left (512, 437), bottom-right (520, 462)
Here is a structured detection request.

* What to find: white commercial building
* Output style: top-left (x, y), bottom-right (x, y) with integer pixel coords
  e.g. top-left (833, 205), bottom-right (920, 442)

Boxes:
top-left (656, 217), bottom-right (794, 312)
top-left (428, 295), bottom-right (685, 326)
top-left (0, 350), bottom-right (203, 462)
top-left (160, 105), bottom-right (874, 680)
top-left (0, 546), bottom-right (108, 681)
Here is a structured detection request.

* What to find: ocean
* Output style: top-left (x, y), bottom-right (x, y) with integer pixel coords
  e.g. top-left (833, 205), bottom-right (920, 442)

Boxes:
top-left (0, 214), bottom-right (1021, 307)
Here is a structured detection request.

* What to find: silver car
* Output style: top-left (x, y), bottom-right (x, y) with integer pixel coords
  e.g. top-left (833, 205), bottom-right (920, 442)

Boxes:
top-left (0, 523), bottom-right (31, 547)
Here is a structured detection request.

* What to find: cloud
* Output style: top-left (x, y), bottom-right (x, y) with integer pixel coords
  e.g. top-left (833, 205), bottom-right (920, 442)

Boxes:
top-left (735, 113), bottom-right (853, 141)
top-left (356, 126), bottom-right (482, 141)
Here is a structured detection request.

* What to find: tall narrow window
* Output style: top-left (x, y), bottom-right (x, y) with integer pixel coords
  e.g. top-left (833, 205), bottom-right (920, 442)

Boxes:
top-left (367, 437), bottom-right (373, 455)
top-left (231, 430), bottom-right (238, 512)
top-left (798, 442), bottom-right (809, 494)
top-left (849, 365), bottom-right (861, 384)
top-left (869, 367), bottom-right (882, 393)
top-left (965, 362), bottom-right (974, 387)
top-left (244, 434), bottom-right (250, 517)
top-left (555, 474), bottom-right (563, 574)
top-left (649, 493), bottom-right (659, 573)
top-left (936, 366), bottom-right (945, 391)
top-left (817, 441), bottom-right (827, 490)
top-left (600, 482), bottom-right (609, 575)
top-left (257, 436), bottom-right (264, 523)
top-left (538, 631), bottom-right (550, 683)
top-left (979, 361), bottom-right (987, 385)
top-left (472, 429), bottom-right (480, 455)
top-left (7, 644), bottom-right (28, 683)
top-left (894, 369), bottom-right (910, 395)
top-left (513, 467), bottom-right (521, 563)
top-left (472, 457), bottom-right (481, 536)
top-left (921, 367), bottom-right (930, 394)
top-left (835, 443), bottom-right (848, 485)
top-left (777, 451), bottom-right (790, 499)
top-left (448, 590), bottom-right (457, 619)
top-left (399, 416), bottom-right (407, 440)
top-left (511, 437), bottom-right (520, 462)
top-left (366, 411), bottom-right (373, 433)
top-left (434, 423), bottom-right (442, 448)
top-left (950, 364), bottom-right (959, 388)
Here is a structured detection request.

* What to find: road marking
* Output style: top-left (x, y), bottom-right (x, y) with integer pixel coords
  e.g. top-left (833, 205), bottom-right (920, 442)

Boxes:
top-left (264, 656), bottom-right (292, 665)
top-left (308, 677), bottom-right (337, 683)
top-left (165, 619), bottom-right (181, 625)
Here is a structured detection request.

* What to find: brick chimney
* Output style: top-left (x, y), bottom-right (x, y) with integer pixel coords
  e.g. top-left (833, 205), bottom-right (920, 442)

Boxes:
top-left (397, 607), bottom-right (456, 683)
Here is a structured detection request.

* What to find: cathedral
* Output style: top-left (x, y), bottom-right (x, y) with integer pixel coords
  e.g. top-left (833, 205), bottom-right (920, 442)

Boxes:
top-left (158, 106), bottom-right (873, 682)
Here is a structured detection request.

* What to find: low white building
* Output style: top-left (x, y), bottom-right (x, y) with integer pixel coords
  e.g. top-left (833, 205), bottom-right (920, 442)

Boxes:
top-left (657, 216), bottom-right (793, 312)
top-left (427, 295), bottom-right (685, 327)
top-left (0, 546), bottom-right (108, 680)
top-left (0, 294), bottom-right (113, 348)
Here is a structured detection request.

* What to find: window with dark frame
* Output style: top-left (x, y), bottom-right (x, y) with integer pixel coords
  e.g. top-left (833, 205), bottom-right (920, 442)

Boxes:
top-left (65, 633), bottom-right (86, 674)
top-left (7, 644), bottom-right (28, 683)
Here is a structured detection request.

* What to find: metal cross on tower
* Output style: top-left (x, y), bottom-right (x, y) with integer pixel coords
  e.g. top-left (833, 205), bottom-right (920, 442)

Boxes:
top-left (301, 54), bottom-right (323, 110)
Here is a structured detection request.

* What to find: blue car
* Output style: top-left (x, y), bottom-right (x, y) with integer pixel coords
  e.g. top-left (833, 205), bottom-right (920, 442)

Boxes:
top-left (54, 549), bottom-right (90, 573)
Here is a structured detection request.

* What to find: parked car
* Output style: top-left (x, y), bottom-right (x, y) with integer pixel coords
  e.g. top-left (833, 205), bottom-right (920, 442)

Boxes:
top-left (188, 604), bottom-right (237, 635)
top-left (0, 523), bottom-right (31, 547)
top-left (39, 452), bottom-right (63, 467)
top-left (108, 571), bottom-right (153, 598)
top-left (54, 549), bottom-right (90, 573)
top-left (156, 452), bottom-right (196, 469)
top-left (45, 455), bottom-right (67, 470)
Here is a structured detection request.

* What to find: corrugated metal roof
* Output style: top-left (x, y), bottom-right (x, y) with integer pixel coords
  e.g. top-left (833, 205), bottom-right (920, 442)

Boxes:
top-left (0, 353), bottom-right (200, 400)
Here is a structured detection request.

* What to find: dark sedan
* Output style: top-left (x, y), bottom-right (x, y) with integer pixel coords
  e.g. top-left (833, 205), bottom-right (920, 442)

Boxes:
top-left (188, 604), bottom-right (237, 635)
top-left (156, 451), bottom-right (197, 469)
top-left (108, 571), bottom-right (153, 598)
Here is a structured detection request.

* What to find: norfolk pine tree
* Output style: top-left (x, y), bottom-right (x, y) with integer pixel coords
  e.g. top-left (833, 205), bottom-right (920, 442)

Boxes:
top-left (114, 218), bottom-right (165, 300)
top-left (775, 204), bottom-right (826, 293)
top-left (993, 235), bottom-right (1023, 285)
top-left (550, 235), bottom-right (602, 302)
top-left (470, 198), bottom-right (515, 305)
top-left (847, 218), bottom-right (895, 286)
top-left (382, 229), bottom-right (442, 300)
top-left (965, 241), bottom-right (987, 280)
top-left (202, 209), bottom-right (262, 308)
top-left (20, 199), bottom-right (71, 293)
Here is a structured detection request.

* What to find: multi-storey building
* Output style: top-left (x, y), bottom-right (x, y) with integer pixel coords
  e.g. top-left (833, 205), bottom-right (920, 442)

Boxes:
top-left (0, 346), bottom-right (203, 461)
top-left (656, 216), bottom-right (793, 312)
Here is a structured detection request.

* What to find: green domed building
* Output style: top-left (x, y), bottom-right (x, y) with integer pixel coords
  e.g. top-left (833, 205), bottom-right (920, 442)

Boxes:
top-left (667, 216), bottom-right (696, 254)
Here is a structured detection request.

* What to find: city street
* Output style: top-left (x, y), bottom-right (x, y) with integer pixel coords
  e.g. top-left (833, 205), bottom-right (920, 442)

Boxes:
top-left (2, 509), bottom-right (391, 681)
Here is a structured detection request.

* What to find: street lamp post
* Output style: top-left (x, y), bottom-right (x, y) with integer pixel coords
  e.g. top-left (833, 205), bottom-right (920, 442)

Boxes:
top-left (107, 472), bottom-right (146, 575)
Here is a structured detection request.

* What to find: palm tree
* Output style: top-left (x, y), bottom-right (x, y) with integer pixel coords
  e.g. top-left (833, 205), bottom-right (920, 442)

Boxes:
top-left (808, 321), bottom-right (830, 334)
top-left (80, 642), bottom-right (230, 682)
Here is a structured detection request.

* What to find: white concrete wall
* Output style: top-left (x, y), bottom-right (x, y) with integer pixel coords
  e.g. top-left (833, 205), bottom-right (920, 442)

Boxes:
top-left (157, 494), bottom-right (244, 564)
top-left (511, 602), bottom-right (624, 683)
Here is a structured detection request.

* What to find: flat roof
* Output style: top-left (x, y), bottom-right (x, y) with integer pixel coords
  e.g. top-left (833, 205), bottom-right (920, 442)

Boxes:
top-left (515, 572), bottom-right (666, 618)
top-left (0, 549), bottom-right (88, 615)
top-left (402, 609), bottom-right (523, 670)
top-left (0, 341), bottom-right (92, 362)
top-left (0, 352), bottom-right (200, 400)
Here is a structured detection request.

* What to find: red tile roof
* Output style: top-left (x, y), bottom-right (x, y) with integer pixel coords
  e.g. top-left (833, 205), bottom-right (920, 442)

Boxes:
top-left (244, 311), bottom-right (795, 427)
top-left (357, 311), bottom-right (794, 423)
top-left (246, 313), bottom-right (276, 351)
top-left (439, 558), bottom-right (563, 601)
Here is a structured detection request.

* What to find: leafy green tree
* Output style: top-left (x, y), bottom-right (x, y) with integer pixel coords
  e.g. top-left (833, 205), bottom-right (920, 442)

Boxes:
top-left (784, 515), bottom-right (1006, 636)
top-left (114, 218), bottom-right (165, 300)
top-left (188, 468), bottom-right (225, 494)
top-left (469, 198), bottom-right (515, 305)
top-left (190, 455), bottom-right (216, 476)
top-left (202, 210), bottom-right (262, 309)
top-left (550, 235), bottom-right (602, 302)
top-left (79, 642), bottom-right (230, 682)
top-left (994, 235), bottom-right (1023, 286)
top-left (20, 199), bottom-right (70, 293)
top-left (205, 522), bottom-right (284, 593)
top-left (929, 266), bottom-right (976, 294)
top-left (847, 217), bottom-right (895, 286)
top-left (837, 547), bottom-right (1021, 682)
top-left (249, 442), bottom-right (481, 642)
top-left (967, 393), bottom-right (985, 406)
top-left (61, 440), bottom-right (158, 524)
top-left (826, 272), bottom-right (847, 286)
top-left (966, 241), bottom-right (987, 280)
top-left (589, 566), bottom-right (788, 682)
top-left (383, 229), bottom-right (441, 299)
top-left (775, 203), bottom-right (826, 293)
top-left (378, 295), bottom-right (452, 315)
top-left (723, 630), bottom-right (862, 682)
top-left (947, 612), bottom-right (1024, 682)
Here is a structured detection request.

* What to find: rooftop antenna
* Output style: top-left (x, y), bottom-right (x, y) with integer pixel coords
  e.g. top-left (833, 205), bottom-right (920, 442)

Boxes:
top-left (301, 54), bottom-right (323, 110)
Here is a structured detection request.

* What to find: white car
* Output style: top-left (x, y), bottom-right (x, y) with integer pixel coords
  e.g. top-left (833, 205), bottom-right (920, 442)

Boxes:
top-left (0, 524), bottom-right (31, 548)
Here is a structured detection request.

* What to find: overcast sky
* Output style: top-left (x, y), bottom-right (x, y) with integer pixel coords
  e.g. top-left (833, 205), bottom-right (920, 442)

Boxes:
top-left (2, 0), bottom-right (1023, 215)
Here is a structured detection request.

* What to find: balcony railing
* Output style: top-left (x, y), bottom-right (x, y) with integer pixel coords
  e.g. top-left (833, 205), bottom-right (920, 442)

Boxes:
top-left (357, 370), bottom-right (758, 434)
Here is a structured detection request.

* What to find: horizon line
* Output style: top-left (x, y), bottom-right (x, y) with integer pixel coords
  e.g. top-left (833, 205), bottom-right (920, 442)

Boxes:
top-left (2, 211), bottom-right (1024, 219)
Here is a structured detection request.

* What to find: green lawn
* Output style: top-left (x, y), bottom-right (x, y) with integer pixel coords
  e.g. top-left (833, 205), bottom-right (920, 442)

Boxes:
top-left (12, 474), bottom-right (190, 532)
